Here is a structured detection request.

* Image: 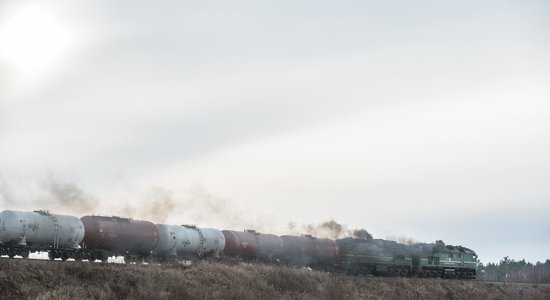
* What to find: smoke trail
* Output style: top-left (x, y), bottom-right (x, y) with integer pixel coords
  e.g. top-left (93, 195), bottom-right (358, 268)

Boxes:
top-left (288, 219), bottom-right (373, 240)
top-left (385, 234), bottom-right (419, 245)
top-left (0, 174), bottom-right (272, 230)
top-left (121, 187), bottom-right (177, 224)
top-left (178, 185), bottom-right (273, 231)
top-left (0, 176), bottom-right (420, 248)
top-left (0, 177), bottom-right (16, 206)
top-left (304, 219), bottom-right (344, 239)
top-left (353, 229), bottom-right (373, 240)
top-left (38, 175), bottom-right (98, 214)
top-left (120, 185), bottom-right (273, 231)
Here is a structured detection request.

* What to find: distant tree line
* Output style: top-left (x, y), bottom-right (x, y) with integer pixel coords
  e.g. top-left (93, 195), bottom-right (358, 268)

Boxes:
top-left (478, 257), bottom-right (550, 283)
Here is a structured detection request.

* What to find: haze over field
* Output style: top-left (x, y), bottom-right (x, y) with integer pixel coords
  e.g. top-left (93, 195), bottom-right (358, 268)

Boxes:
top-left (0, 0), bottom-right (549, 263)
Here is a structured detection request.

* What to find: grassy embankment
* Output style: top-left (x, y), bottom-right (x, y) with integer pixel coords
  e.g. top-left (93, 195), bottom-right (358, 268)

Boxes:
top-left (1, 258), bottom-right (549, 299)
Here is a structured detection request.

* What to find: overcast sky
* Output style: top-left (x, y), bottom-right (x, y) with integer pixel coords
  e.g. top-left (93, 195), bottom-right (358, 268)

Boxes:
top-left (0, 0), bottom-right (549, 263)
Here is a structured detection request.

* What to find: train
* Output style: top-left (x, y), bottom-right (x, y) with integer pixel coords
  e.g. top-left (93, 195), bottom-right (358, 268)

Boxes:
top-left (0, 209), bottom-right (478, 279)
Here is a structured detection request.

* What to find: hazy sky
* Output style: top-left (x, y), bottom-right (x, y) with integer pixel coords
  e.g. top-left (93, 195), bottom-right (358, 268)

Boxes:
top-left (0, 0), bottom-right (549, 263)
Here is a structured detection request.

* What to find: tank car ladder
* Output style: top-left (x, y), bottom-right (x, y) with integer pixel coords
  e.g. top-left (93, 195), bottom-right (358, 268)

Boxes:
top-left (50, 214), bottom-right (60, 249)
top-left (184, 225), bottom-right (206, 258)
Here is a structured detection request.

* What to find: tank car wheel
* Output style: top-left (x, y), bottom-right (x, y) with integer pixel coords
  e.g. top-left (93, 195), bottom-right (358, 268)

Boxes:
top-left (61, 252), bottom-right (69, 262)
top-left (48, 251), bottom-right (55, 261)
top-left (21, 251), bottom-right (30, 259)
top-left (7, 250), bottom-right (15, 259)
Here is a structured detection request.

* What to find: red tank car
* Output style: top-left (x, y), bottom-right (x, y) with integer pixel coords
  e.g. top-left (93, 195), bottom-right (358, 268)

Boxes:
top-left (257, 232), bottom-right (284, 261)
top-left (223, 230), bottom-right (259, 259)
top-left (280, 235), bottom-right (338, 267)
top-left (222, 229), bottom-right (283, 261)
top-left (81, 215), bottom-right (160, 258)
top-left (280, 235), bottom-right (316, 266)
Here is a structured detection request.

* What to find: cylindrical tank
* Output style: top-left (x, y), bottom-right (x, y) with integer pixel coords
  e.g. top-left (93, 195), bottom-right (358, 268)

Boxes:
top-left (198, 227), bottom-right (225, 257)
top-left (154, 224), bottom-right (225, 258)
top-left (222, 230), bottom-right (283, 261)
top-left (316, 237), bottom-right (339, 262)
top-left (81, 215), bottom-right (159, 256)
top-left (257, 232), bottom-right (284, 261)
top-left (280, 235), bottom-right (338, 266)
top-left (155, 224), bottom-right (178, 258)
top-left (0, 210), bottom-right (84, 249)
top-left (175, 225), bottom-right (202, 256)
top-left (222, 230), bottom-right (260, 259)
top-left (280, 235), bottom-right (317, 266)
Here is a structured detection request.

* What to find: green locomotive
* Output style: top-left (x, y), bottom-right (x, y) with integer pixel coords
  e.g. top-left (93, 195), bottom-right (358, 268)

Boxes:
top-left (335, 238), bottom-right (477, 279)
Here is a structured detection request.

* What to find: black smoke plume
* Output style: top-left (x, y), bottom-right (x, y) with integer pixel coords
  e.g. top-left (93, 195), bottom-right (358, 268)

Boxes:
top-left (288, 219), bottom-right (373, 240)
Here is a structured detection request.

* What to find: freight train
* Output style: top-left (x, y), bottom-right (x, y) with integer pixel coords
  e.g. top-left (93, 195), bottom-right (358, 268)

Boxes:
top-left (0, 209), bottom-right (477, 279)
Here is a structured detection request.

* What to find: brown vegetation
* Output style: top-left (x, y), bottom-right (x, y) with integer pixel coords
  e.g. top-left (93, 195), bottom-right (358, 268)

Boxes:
top-left (1, 258), bottom-right (549, 299)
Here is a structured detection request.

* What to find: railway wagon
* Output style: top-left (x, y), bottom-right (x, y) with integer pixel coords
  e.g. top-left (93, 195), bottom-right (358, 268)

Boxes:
top-left (222, 229), bottom-right (283, 261)
top-left (280, 234), bottom-right (338, 268)
top-left (155, 224), bottom-right (225, 259)
top-left (81, 215), bottom-right (159, 262)
top-left (0, 210), bottom-right (85, 260)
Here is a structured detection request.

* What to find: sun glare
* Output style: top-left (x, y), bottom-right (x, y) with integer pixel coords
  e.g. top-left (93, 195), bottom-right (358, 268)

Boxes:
top-left (0, 4), bottom-right (73, 74)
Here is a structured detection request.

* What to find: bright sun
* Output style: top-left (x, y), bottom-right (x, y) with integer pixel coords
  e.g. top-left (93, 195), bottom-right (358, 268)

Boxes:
top-left (0, 3), bottom-right (73, 74)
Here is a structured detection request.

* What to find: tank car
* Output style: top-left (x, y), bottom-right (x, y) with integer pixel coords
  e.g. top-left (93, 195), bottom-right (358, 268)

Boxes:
top-left (280, 234), bottom-right (338, 267)
top-left (222, 229), bottom-right (283, 261)
top-left (81, 215), bottom-right (159, 262)
top-left (0, 210), bottom-right (84, 260)
top-left (154, 224), bottom-right (225, 260)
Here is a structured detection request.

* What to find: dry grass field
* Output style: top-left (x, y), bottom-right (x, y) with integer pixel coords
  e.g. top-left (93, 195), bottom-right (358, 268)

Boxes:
top-left (1, 258), bottom-right (549, 299)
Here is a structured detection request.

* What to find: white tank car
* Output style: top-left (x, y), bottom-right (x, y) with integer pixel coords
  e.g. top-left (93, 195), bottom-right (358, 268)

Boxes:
top-left (0, 210), bottom-right (84, 249)
top-left (197, 227), bottom-right (225, 256)
top-left (155, 224), bottom-right (178, 258)
top-left (155, 224), bottom-right (225, 258)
